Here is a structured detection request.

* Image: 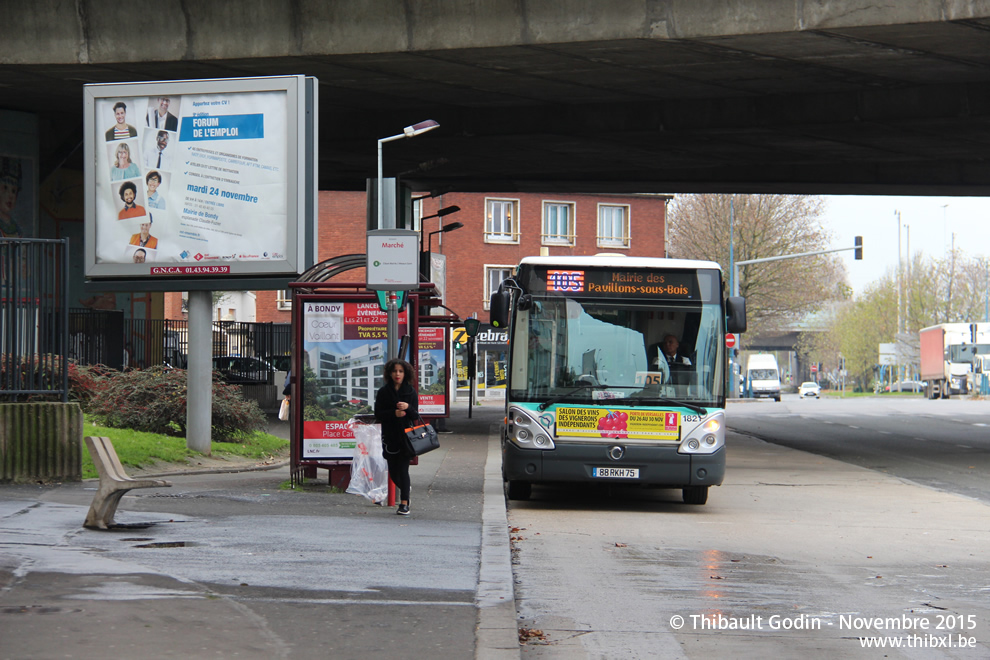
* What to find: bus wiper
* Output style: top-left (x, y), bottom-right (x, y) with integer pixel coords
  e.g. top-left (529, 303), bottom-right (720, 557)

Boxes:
top-left (538, 382), bottom-right (596, 411)
top-left (654, 397), bottom-right (706, 415)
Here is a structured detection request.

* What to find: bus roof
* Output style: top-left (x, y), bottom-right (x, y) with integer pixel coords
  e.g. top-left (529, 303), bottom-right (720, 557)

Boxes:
top-left (518, 254), bottom-right (724, 272)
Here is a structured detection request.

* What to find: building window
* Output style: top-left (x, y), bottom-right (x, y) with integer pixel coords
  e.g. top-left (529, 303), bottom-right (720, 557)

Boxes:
top-left (485, 198), bottom-right (520, 243)
top-left (598, 204), bottom-right (630, 248)
top-left (484, 265), bottom-right (515, 310)
top-left (276, 290), bottom-right (292, 311)
top-left (542, 201), bottom-right (575, 245)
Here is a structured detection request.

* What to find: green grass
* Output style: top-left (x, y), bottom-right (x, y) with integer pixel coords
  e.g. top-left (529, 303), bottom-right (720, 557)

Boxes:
top-left (82, 418), bottom-right (289, 479)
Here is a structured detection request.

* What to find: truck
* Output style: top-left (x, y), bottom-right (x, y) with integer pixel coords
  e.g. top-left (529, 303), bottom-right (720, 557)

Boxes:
top-left (920, 323), bottom-right (990, 399)
top-left (745, 353), bottom-right (781, 401)
top-left (488, 254), bottom-right (747, 506)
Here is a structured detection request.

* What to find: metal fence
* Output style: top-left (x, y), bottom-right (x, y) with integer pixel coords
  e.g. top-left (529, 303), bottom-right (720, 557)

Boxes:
top-left (68, 312), bottom-right (291, 382)
top-left (0, 238), bottom-right (69, 402)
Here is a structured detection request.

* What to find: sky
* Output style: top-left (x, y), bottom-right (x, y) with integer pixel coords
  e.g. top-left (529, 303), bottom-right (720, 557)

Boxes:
top-left (822, 195), bottom-right (990, 295)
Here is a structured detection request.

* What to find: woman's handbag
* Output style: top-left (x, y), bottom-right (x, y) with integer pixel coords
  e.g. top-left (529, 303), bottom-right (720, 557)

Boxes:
top-left (278, 398), bottom-right (290, 421)
top-left (404, 417), bottom-right (440, 456)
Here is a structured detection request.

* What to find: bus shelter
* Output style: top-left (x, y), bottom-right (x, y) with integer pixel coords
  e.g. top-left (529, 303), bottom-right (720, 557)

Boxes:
top-left (286, 278), bottom-right (456, 487)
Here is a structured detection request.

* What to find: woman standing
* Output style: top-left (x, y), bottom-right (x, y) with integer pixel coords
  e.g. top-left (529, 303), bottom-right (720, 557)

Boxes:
top-left (374, 358), bottom-right (418, 516)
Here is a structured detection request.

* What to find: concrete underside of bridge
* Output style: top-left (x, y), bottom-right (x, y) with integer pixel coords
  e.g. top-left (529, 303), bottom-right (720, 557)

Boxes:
top-left (6, 1), bottom-right (990, 195)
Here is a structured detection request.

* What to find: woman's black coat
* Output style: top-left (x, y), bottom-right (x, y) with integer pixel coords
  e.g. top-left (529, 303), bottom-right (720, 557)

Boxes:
top-left (374, 381), bottom-right (419, 457)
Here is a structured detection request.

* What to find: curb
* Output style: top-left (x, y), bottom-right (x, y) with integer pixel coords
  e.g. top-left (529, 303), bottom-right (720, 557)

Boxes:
top-left (476, 426), bottom-right (521, 660)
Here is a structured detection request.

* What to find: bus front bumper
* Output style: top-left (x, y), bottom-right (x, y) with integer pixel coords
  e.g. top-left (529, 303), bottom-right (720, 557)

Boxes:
top-left (502, 440), bottom-right (725, 487)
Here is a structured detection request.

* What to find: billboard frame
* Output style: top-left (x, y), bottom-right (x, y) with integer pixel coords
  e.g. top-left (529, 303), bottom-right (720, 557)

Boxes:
top-left (83, 75), bottom-right (317, 291)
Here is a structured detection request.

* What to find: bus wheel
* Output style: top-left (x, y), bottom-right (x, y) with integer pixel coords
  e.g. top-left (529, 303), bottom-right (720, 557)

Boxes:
top-left (682, 486), bottom-right (708, 505)
top-left (507, 480), bottom-right (532, 501)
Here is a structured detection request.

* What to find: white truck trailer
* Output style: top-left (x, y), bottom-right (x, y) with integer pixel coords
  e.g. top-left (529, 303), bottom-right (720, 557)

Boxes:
top-left (919, 323), bottom-right (990, 399)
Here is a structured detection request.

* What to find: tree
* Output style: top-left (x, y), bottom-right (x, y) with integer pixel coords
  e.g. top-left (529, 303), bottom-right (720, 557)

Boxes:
top-left (820, 249), bottom-right (990, 390)
top-left (667, 194), bottom-right (848, 340)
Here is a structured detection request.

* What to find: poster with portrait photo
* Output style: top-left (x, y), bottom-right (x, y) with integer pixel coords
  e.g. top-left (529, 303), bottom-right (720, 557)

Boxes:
top-left (145, 96), bottom-right (182, 131)
top-left (127, 215), bottom-right (160, 250)
top-left (0, 155), bottom-right (36, 238)
top-left (86, 76), bottom-right (311, 279)
top-left (113, 180), bottom-right (148, 221)
top-left (126, 244), bottom-right (156, 263)
top-left (103, 100), bottom-right (140, 142)
top-left (106, 139), bottom-right (142, 183)
top-left (141, 129), bottom-right (176, 171)
top-left (143, 170), bottom-right (168, 211)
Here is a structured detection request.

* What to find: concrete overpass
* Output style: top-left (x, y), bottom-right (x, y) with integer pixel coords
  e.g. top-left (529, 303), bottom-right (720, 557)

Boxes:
top-left (5, 1), bottom-right (990, 195)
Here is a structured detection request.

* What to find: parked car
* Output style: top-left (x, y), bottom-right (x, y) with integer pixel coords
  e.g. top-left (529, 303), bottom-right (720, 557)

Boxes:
top-left (212, 356), bottom-right (275, 384)
top-left (798, 381), bottom-right (821, 399)
top-left (885, 380), bottom-right (926, 392)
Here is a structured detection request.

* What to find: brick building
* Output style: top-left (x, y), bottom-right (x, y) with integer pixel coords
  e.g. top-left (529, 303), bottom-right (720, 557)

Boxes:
top-left (174, 190), bottom-right (670, 323)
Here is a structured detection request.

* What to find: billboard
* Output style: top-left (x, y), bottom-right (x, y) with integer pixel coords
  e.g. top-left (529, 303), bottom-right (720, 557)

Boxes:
top-left (83, 76), bottom-right (315, 285)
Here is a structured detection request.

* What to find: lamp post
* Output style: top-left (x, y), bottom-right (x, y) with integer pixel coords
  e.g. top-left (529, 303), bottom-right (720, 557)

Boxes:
top-left (427, 220), bottom-right (464, 255)
top-left (377, 120), bottom-right (439, 230)
top-left (419, 205), bottom-right (460, 252)
top-left (376, 119), bottom-right (439, 359)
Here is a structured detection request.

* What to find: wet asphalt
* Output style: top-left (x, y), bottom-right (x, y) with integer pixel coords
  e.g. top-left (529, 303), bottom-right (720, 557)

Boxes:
top-left (0, 401), bottom-right (517, 660)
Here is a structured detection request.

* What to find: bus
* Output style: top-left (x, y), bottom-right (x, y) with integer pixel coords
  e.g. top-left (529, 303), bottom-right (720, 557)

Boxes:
top-left (489, 255), bottom-right (746, 505)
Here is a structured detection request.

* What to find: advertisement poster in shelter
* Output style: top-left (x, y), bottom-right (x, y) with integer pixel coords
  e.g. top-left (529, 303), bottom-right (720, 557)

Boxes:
top-left (417, 326), bottom-right (447, 415)
top-left (301, 300), bottom-right (407, 459)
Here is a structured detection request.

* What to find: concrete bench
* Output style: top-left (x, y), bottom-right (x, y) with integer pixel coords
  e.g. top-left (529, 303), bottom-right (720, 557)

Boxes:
top-left (83, 436), bottom-right (171, 529)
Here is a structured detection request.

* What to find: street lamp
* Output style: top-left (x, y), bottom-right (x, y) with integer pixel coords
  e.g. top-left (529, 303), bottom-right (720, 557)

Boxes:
top-left (427, 221), bottom-right (464, 256)
top-left (377, 120), bottom-right (439, 230)
top-left (420, 205), bottom-right (460, 251)
top-left (376, 119), bottom-right (439, 360)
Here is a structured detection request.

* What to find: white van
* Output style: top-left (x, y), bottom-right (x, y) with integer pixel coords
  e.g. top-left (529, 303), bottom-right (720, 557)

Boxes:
top-left (746, 353), bottom-right (781, 401)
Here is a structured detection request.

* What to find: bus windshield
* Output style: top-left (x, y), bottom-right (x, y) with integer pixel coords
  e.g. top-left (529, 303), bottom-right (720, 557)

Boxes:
top-left (509, 296), bottom-right (725, 407)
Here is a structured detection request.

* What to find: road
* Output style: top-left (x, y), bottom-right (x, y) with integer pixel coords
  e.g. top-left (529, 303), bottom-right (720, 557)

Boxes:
top-left (507, 398), bottom-right (990, 658)
top-left (728, 396), bottom-right (990, 503)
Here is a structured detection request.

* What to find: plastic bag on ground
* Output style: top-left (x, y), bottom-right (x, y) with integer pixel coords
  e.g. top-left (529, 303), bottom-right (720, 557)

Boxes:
top-left (345, 417), bottom-right (388, 504)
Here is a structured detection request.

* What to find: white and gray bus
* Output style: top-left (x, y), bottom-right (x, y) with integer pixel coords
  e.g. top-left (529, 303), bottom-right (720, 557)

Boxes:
top-left (489, 255), bottom-right (746, 505)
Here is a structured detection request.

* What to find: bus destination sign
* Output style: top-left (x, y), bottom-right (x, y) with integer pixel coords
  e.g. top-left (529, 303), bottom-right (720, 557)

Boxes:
top-left (542, 268), bottom-right (701, 300)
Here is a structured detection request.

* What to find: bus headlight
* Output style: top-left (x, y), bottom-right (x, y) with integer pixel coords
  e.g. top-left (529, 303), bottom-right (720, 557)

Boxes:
top-left (507, 406), bottom-right (555, 450)
top-left (678, 411), bottom-right (725, 455)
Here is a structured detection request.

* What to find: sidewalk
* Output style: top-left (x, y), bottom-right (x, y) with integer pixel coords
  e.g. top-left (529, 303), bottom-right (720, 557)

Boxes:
top-left (0, 401), bottom-right (518, 660)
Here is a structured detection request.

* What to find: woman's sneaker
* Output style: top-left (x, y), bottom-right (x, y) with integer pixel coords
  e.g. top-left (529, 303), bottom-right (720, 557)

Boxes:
top-left (397, 503), bottom-right (410, 516)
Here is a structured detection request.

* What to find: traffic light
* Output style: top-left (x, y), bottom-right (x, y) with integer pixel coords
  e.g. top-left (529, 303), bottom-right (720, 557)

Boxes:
top-left (464, 318), bottom-right (481, 337)
top-left (854, 236), bottom-right (863, 260)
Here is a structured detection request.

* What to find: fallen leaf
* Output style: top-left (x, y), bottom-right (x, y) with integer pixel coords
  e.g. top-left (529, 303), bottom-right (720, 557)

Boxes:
top-left (615, 542), bottom-right (627, 548)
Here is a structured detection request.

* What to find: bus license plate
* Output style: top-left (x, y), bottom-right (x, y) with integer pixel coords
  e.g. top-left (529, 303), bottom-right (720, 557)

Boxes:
top-left (592, 467), bottom-right (639, 479)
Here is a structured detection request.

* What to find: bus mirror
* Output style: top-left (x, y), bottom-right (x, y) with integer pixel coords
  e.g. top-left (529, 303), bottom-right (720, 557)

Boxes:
top-left (490, 291), bottom-right (510, 328)
top-left (726, 296), bottom-right (747, 334)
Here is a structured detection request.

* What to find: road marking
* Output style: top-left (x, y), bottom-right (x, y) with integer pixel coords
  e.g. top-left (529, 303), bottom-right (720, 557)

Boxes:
top-left (957, 445), bottom-right (972, 449)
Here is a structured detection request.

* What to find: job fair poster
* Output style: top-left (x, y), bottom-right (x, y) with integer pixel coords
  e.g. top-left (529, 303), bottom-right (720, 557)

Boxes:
top-left (301, 300), bottom-right (408, 460)
top-left (84, 76), bottom-right (309, 280)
